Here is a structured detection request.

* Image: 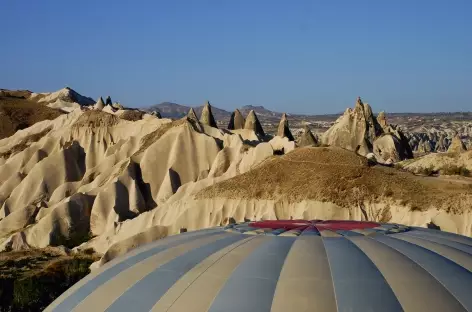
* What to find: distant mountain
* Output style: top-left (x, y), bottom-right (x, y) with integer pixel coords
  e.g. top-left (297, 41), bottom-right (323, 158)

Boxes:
top-left (239, 105), bottom-right (282, 118)
top-left (147, 102), bottom-right (232, 121)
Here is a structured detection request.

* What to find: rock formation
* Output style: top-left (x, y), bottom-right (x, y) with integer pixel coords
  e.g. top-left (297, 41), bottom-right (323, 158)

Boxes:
top-left (199, 101), bottom-right (218, 128)
top-left (94, 97), bottom-right (105, 111)
top-left (448, 134), bottom-right (467, 153)
top-left (376, 111), bottom-right (388, 131)
top-left (277, 113), bottom-right (294, 141)
top-left (297, 125), bottom-right (318, 147)
top-left (322, 97), bottom-right (412, 162)
top-left (187, 107), bottom-right (199, 122)
top-left (151, 110), bottom-right (162, 118)
top-left (244, 110), bottom-right (265, 137)
top-left (228, 109), bottom-right (245, 130)
top-left (105, 96), bottom-right (112, 106)
top-left (373, 134), bottom-right (412, 163)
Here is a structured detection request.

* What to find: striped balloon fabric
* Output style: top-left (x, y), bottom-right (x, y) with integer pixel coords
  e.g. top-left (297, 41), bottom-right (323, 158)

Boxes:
top-left (46, 220), bottom-right (472, 312)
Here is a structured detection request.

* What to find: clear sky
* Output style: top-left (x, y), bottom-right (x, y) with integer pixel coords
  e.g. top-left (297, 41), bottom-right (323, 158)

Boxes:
top-left (1, 0), bottom-right (471, 114)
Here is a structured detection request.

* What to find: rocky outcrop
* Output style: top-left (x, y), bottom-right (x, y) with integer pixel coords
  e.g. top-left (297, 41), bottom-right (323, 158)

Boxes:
top-left (322, 97), bottom-right (412, 162)
top-left (199, 101), bottom-right (218, 128)
top-left (105, 96), bottom-right (112, 106)
top-left (448, 134), bottom-right (467, 153)
top-left (373, 134), bottom-right (411, 163)
top-left (322, 97), bottom-right (382, 156)
top-left (94, 97), bottom-right (105, 111)
top-left (297, 125), bottom-right (318, 147)
top-left (151, 111), bottom-right (162, 118)
top-left (228, 109), bottom-right (245, 130)
top-left (277, 113), bottom-right (294, 141)
top-left (187, 107), bottom-right (198, 122)
top-left (244, 110), bottom-right (265, 137)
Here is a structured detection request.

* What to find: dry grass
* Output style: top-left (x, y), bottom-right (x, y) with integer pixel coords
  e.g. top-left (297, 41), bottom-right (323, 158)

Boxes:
top-left (134, 118), bottom-right (190, 155)
top-left (119, 110), bottom-right (144, 121)
top-left (72, 110), bottom-right (120, 129)
top-left (0, 248), bottom-right (98, 311)
top-left (197, 147), bottom-right (472, 212)
top-left (0, 94), bottom-right (64, 140)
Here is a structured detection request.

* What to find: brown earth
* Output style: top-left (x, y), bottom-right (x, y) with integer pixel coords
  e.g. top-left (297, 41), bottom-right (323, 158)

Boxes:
top-left (197, 147), bottom-right (472, 212)
top-left (0, 93), bottom-right (64, 140)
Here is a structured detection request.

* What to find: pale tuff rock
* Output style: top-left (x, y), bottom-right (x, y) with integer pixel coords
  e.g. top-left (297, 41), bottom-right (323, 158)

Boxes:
top-left (199, 101), bottom-right (218, 128)
top-left (447, 134), bottom-right (467, 153)
top-left (418, 139), bottom-right (433, 153)
top-left (322, 97), bottom-right (380, 155)
top-left (31, 87), bottom-right (95, 106)
top-left (322, 96), bottom-right (411, 161)
top-left (297, 125), bottom-right (318, 147)
top-left (244, 110), bottom-right (265, 137)
top-left (373, 134), bottom-right (411, 163)
top-left (436, 134), bottom-right (447, 152)
top-left (105, 96), bottom-right (112, 106)
top-left (228, 109), bottom-right (245, 130)
top-left (94, 97), bottom-right (105, 111)
top-left (377, 111), bottom-right (388, 130)
top-left (277, 113), bottom-right (294, 141)
top-left (102, 104), bottom-right (116, 114)
top-left (187, 107), bottom-right (199, 121)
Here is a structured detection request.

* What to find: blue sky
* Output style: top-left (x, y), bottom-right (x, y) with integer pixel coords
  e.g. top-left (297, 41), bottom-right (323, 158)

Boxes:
top-left (1, 0), bottom-right (470, 114)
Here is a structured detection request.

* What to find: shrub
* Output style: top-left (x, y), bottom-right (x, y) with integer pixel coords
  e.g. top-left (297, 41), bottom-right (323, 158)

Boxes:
top-left (0, 253), bottom-right (96, 312)
top-left (440, 165), bottom-right (470, 177)
top-left (415, 165), bottom-right (435, 176)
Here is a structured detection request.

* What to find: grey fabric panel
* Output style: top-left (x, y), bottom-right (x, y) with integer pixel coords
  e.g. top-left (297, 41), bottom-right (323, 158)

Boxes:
top-left (349, 236), bottom-right (466, 312)
top-left (208, 236), bottom-right (295, 312)
top-left (374, 235), bottom-right (472, 310)
top-left (411, 227), bottom-right (472, 246)
top-left (401, 231), bottom-right (472, 255)
top-left (50, 230), bottom-right (221, 312)
top-left (323, 237), bottom-right (403, 312)
top-left (105, 234), bottom-right (246, 312)
top-left (271, 236), bottom-right (337, 312)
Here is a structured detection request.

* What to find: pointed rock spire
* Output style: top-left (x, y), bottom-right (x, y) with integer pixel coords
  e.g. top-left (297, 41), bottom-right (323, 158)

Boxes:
top-left (447, 134), bottom-right (467, 153)
top-left (377, 111), bottom-right (388, 130)
top-left (244, 110), bottom-right (265, 136)
top-left (277, 113), bottom-right (294, 141)
top-left (298, 125), bottom-right (318, 147)
top-left (187, 107), bottom-right (199, 121)
top-left (105, 96), bottom-right (112, 106)
top-left (228, 109), bottom-right (245, 130)
top-left (94, 96), bottom-right (105, 110)
top-left (199, 101), bottom-right (217, 128)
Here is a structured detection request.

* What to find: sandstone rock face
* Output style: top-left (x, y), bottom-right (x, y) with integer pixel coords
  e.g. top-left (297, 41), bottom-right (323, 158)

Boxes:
top-left (0, 100), bottom-right (275, 256)
top-left (373, 134), bottom-right (411, 162)
top-left (322, 97), bottom-right (411, 162)
top-left (187, 107), bottom-right (198, 122)
top-left (277, 113), bottom-right (294, 141)
top-left (199, 101), bottom-right (218, 128)
top-left (94, 97), bottom-right (105, 111)
top-left (448, 134), bottom-right (467, 153)
top-left (297, 125), bottom-right (318, 147)
top-left (244, 110), bottom-right (265, 137)
top-left (228, 109), bottom-right (245, 130)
